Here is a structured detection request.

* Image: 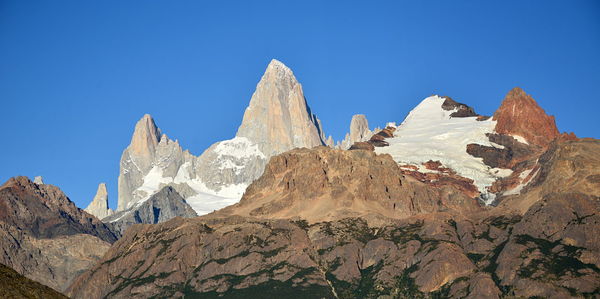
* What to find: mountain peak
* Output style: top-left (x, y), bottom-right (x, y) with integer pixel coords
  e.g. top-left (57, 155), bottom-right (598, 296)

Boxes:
top-left (129, 114), bottom-right (161, 156)
top-left (85, 183), bottom-right (113, 220)
top-left (235, 60), bottom-right (325, 157)
top-left (493, 87), bottom-right (559, 147)
top-left (266, 59), bottom-right (292, 73)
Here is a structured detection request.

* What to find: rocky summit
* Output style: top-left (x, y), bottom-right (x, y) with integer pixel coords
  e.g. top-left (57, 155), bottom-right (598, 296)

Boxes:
top-left (84, 183), bottom-right (114, 219)
top-left (339, 114), bottom-right (373, 149)
top-left (493, 87), bottom-right (560, 147)
top-left (235, 59), bottom-right (326, 157)
top-left (115, 59), bottom-right (327, 217)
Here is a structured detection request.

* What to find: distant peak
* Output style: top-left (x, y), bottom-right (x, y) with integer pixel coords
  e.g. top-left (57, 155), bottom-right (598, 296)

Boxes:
top-left (129, 114), bottom-right (162, 156)
top-left (493, 87), bottom-right (559, 147)
top-left (267, 58), bottom-right (290, 70)
top-left (506, 86), bottom-right (526, 98)
top-left (235, 58), bottom-right (325, 157)
top-left (85, 182), bottom-right (113, 219)
top-left (97, 183), bottom-right (107, 194)
top-left (264, 59), bottom-right (295, 78)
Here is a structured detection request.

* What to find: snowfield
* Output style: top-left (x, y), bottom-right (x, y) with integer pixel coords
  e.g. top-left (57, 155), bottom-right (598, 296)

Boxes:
top-left (375, 95), bottom-right (511, 204)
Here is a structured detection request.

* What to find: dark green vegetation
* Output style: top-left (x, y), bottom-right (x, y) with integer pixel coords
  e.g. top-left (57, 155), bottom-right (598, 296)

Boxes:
top-left (0, 263), bottom-right (68, 299)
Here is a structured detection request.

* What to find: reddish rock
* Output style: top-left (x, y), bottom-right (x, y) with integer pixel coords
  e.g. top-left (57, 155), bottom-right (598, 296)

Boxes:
top-left (493, 87), bottom-right (560, 147)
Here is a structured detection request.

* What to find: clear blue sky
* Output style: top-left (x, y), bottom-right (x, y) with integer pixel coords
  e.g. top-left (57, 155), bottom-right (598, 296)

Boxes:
top-left (1, 1), bottom-right (599, 210)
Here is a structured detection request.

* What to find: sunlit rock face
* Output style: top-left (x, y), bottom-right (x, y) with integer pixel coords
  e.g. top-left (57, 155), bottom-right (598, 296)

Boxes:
top-left (84, 183), bottom-right (114, 219)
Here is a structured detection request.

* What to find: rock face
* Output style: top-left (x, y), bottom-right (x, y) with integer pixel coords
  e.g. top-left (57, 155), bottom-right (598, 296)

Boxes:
top-left (441, 96), bottom-right (478, 118)
top-left (0, 177), bottom-right (116, 291)
top-left (66, 216), bottom-right (484, 299)
top-left (117, 114), bottom-right (162, 211)
top-left (66, 139), bottom-right (600, 299)
top-left (236, 59), bottom-right (325, 157)
top-left (104, 186), bottom-right (197, 236)
top-left (84, 183), bottom-right (114, 219)
top-left (340, 114), bottom-right (373, 149)
top-left (116, 59), bottom-right (327, 216)
top-left (217, 146), bottom-right (481, 224)
top-left (0, 263), bottom-right (68, 299)
top-left (493, 87), bottom-right (560, 147)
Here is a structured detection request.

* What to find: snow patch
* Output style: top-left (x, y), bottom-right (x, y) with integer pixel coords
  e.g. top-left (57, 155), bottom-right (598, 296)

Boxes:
top-left (214, 137), bottom-right (265, 160)
top-left (503, 167), bottom-right (538, 196)
top-left (510, 134), bottom-right (529, 145)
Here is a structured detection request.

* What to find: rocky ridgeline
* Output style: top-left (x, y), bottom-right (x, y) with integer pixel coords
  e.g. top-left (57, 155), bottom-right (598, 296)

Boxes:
top-left (0, 177), bottom-right (117, 291)
top-left (104, 186), bottom-right (197, 237)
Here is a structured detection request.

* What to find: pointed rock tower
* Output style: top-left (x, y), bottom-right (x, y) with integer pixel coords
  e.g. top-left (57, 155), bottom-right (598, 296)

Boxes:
top-left (236, 59), bottom-right (325, 156)
top-left (493, 87), bottom-right (560, 147)
top-left (340, 114), bottom-right (372, 149)
top-left (117, 114), bottom-right (162, 211)
top-left (193, 59), bottom-right (327, 196)
top-left (115, 59), bottom-right (328, 215)
top-left (85, 183), bottom-right (114, 219)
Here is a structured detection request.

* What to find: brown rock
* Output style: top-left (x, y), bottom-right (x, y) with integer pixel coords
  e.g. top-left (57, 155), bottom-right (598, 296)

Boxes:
top-left (441, 96), bottom-right (478, 118)
top-left (0, 177), bottom-right (116, 291)
top-left (492, 87), bottom-right (560, 147)
top-left (216, 146), bottom-right (481, 224)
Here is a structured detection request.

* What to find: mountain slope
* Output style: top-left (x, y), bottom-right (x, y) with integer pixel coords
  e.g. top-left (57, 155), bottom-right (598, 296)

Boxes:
top-left (0, 263), bottom-right (68, 299)
top-left (0, 177), bottom-right (116, 291)
top-left (104, 186), bottom-right (198, 236)
top-left (66, 139), bottom-right (600, 299)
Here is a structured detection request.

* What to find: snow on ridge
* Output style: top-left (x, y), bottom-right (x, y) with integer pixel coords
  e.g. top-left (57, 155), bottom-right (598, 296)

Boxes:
top-left (214, 136), bottom-right (266, 159)
top-left (121, 161), bottom-right (246, 218)
top-left (375, 95), bottom-right (512, 202)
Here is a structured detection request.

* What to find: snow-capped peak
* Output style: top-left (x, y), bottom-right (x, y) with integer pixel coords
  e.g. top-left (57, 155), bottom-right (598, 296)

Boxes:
top-left (375, 95), bottom-right (512, 204)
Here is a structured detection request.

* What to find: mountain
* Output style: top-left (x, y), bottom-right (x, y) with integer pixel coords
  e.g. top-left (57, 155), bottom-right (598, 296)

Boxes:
top-left (371, 89), bottom-right (566, 205)
top-left (84, 183), bottom-right (114, 219)
top-left (66, 138), bottom-right (600, 299)
top-left (0, 263), bottom-right (68, 299)
top-left (235, 59), bottom-right (326, 157)
top-left (104, 186), bottom-right (197, 236)
top-left (114, 59), bottom-right (326, 216)
top-left (339, 114), bottom-right (373, 149)
top-left (0, 177), bottom-right (117, 291)
top-left (493, 87), bottom-right (560, 147)
top-left (215, 146), bottom-right (480, 224)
